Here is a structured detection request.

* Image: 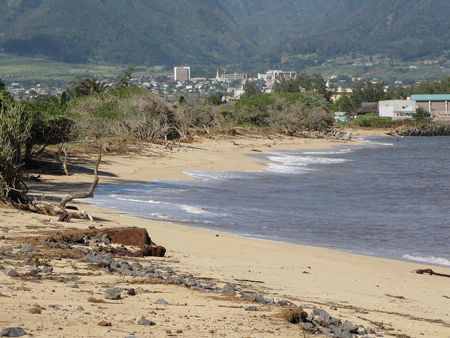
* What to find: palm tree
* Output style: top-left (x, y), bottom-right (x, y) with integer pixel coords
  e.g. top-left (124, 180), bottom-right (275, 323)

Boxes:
top-left (76, 78), bottom-right (109, 96)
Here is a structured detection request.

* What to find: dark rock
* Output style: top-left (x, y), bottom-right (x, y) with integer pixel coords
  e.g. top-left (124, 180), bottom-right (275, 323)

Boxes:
top-left (22, 244), bottom-right (35, 252)
top-left (83, 253), bottom-right (112, 264)
top-left (23, 258), bottom-right (34, 266)
top-left (221, 283), bottom-right (236, 295)
top-left (131, 262), bottom-right (142, 269)
top-left (77, 306), bottom-right (84, 311)
top-left (137, 317), bottom-right (156, 326)
top-left (42, 266), bottom-right (53, 275)
top-left (4, 268), bottom-right (19, 277)
top-left (366, 327), bottom-right (376, 334)
top-left (0, 327), bottom-right (27, 337)
top-left (277, 300), bottom-right (295, 307)
top-left (300, 322), bottom-right (316, 332)
top-left (105, 289), bottom-right (121, 300)
top-left (342, 322), bottom-right (358, 333)
top-left (313, 308), bottom-right (332, 325)
top-left (29, 266), bottom-right (41, 277)
top-left (127, 288), bottom-right (136, 296)
top-left (245, 306), bottom-right (258, 311)
top-left (0, 245), bottom-right (13, 253)
top-left (155, 299), bottom-right (169, 305)
top-left (68, 284), bottom-right (79, 289)
top-left (68, 275), bottom-right (80, 281)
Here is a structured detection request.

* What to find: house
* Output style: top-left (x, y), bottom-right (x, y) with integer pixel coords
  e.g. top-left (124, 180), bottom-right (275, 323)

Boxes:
top-left (357, 102), bottom-right (378, 115)
top-left (379, 100), bottom-right (416, 120)
top-left (411, 94), bottom-right (450, 120)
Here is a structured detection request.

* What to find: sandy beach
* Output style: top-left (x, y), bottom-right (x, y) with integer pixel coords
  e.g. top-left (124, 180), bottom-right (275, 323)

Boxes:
top-left (1, 130), bottom-right (449, 338)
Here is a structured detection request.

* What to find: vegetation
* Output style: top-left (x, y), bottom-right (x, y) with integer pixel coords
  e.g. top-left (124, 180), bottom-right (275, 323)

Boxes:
top-left (0, 0), bottom-right (256, 66)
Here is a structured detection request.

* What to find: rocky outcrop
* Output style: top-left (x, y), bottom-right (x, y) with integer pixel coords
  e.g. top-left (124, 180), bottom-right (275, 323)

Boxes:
top-left (396, 125), bottom-right (450, 136)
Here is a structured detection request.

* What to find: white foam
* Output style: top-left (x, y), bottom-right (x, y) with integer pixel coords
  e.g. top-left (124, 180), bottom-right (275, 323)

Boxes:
top-left (269, 154), bottom-right (349, 165)
top-left (185, 170), bottom-right (262, 181)
top-left (114, 197), bottom-right (161, 204)
top-left (356, 138), bottom-right (394, 146)
top-left (402, 254), bottom-right (450, 267)
top-left (303, 149), bottom-right (354, 155)
top-left (181, 205), bottom-right (206, 214)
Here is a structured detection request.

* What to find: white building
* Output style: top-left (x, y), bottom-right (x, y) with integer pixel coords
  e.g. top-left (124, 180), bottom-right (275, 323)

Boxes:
top-left (258, 70), bottom-right (297, 87)
top-left (174, 66), bottom-right (191, 82)
top-left (379, 100), bottom-right (416, 120)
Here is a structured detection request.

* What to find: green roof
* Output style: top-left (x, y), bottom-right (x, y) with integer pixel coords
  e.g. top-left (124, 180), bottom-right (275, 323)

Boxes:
top-left (411, 94), bottom-right (450, 101)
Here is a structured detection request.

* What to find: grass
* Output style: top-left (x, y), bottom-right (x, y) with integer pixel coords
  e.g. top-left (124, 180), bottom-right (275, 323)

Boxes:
top-left (0, 53), bottom-right (156, 86)
top-left (304, 62), bottom-right (450, 83)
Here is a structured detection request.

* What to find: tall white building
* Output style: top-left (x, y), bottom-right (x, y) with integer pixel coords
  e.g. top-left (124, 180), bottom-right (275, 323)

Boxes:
top-left (174, 66), bottom-right (191, 82)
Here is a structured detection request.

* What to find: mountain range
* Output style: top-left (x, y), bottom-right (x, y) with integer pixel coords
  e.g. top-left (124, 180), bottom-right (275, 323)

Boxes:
top-left (0, 0), bottom-right (449, 66)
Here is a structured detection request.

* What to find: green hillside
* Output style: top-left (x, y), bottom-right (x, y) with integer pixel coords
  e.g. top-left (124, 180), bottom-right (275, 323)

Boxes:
top-left (282, 0), bottom-right (450, 61)
top-left (219, 0), bottom-right (333, 48)
top-left (0, 0), bottom-right (257, 65)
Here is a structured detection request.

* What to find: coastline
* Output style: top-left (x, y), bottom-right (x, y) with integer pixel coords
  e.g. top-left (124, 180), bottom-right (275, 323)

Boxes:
top-left (1, 131), bottom-right (450, 337)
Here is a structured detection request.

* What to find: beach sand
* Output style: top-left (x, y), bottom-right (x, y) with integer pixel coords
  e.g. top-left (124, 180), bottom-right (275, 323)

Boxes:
top-left (1, 131), bottom-right (449, 338)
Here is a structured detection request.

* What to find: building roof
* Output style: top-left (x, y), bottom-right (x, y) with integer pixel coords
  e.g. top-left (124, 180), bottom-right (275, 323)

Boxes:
top-left (411, 94), bottom-right (450, 101)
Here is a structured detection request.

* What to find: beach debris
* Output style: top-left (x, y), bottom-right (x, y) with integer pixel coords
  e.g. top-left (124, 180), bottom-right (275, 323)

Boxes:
top-left (97, 321), bottom-right (112, 327)
top-left (0, 327), bottom-right (27, 337)
top-left (444, 295), bottom-right (450, 299)
top-left (137, 317), bottom-right (156, 326)
top-left (280, 307), bottom-right (308, 324)
top-left (29, 307), bottom-right (42, 314)
top-left (234, 278), bottom-right (265, 284)
top-left (415, 268), bottom-right (450, 278)
top-left (385, 294), bottom-right (406, 300)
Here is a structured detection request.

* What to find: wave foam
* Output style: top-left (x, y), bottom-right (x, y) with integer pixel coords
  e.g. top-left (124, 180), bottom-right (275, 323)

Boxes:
top-left (303, 149), bottom-right (354, 155)
top-left (181, 205), bottom-right (206, 214)
top-left (114, 197), bottom-right (161, 204)
top-left (402, 254), bottom-right (450, 267)
top-left (356, 138), bottom-right (394, 146)
top-left (266, 153), bottom-right (351, 174)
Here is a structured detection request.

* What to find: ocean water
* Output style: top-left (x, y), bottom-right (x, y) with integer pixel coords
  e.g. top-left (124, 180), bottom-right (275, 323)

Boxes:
top-left (94, 136), bottom-right (450, 267)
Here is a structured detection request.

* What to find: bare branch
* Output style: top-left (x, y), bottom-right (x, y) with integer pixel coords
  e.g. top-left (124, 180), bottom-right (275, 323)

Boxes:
top-left (60, 144), bottom-right (102, 207)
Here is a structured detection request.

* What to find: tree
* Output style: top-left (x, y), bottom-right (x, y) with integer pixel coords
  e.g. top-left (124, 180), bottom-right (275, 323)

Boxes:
top-left (273, 78), bottom-right (299, 93)
top-left (209, 92), bottom-right (224, 106)
top-left (0, 78), bottom-right (5, 91)
top-left (22, 100), bottom-right (73, 165)
top-left (0, 97), bottom-right (32, 204)
top-left (412, 106), bottom-right (431, 125)
top-left (311, 74), bottom-right (332, 102)
top-left (116, 66), bottom-right (136, 89)
top-left (241, 80), bottom-right (261, 99)
top-left (75, 78), bottom-right (109, 96)
top-left (297, 73), bottom-right (312, 91)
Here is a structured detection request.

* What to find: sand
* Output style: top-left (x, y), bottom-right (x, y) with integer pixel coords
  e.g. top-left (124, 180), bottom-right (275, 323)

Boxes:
top-left (1, 130), bottom-right (449, 338)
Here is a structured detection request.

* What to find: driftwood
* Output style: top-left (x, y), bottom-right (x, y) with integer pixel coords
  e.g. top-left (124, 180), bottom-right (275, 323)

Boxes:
top-left (234, 278), bottom-right (265, 284)
top-left (58, 144), bottom-right (69, 176)
top-left (415, 269), bottom-right (450, 278)
top-left (60, 143), bottom-right (101, 208)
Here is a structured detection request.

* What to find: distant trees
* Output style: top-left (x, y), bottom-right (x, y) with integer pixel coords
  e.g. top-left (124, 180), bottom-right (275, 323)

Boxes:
top-left (241, 80), bottom-right (261, 99)
top-left (0, 78), bottom-right (5, 91)
top-left (273, 73), bottom-right (332, 102)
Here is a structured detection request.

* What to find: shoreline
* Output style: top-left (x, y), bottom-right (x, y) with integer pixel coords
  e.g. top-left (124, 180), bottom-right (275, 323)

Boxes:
top-left (2, 131), bottom-right (450, 338)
